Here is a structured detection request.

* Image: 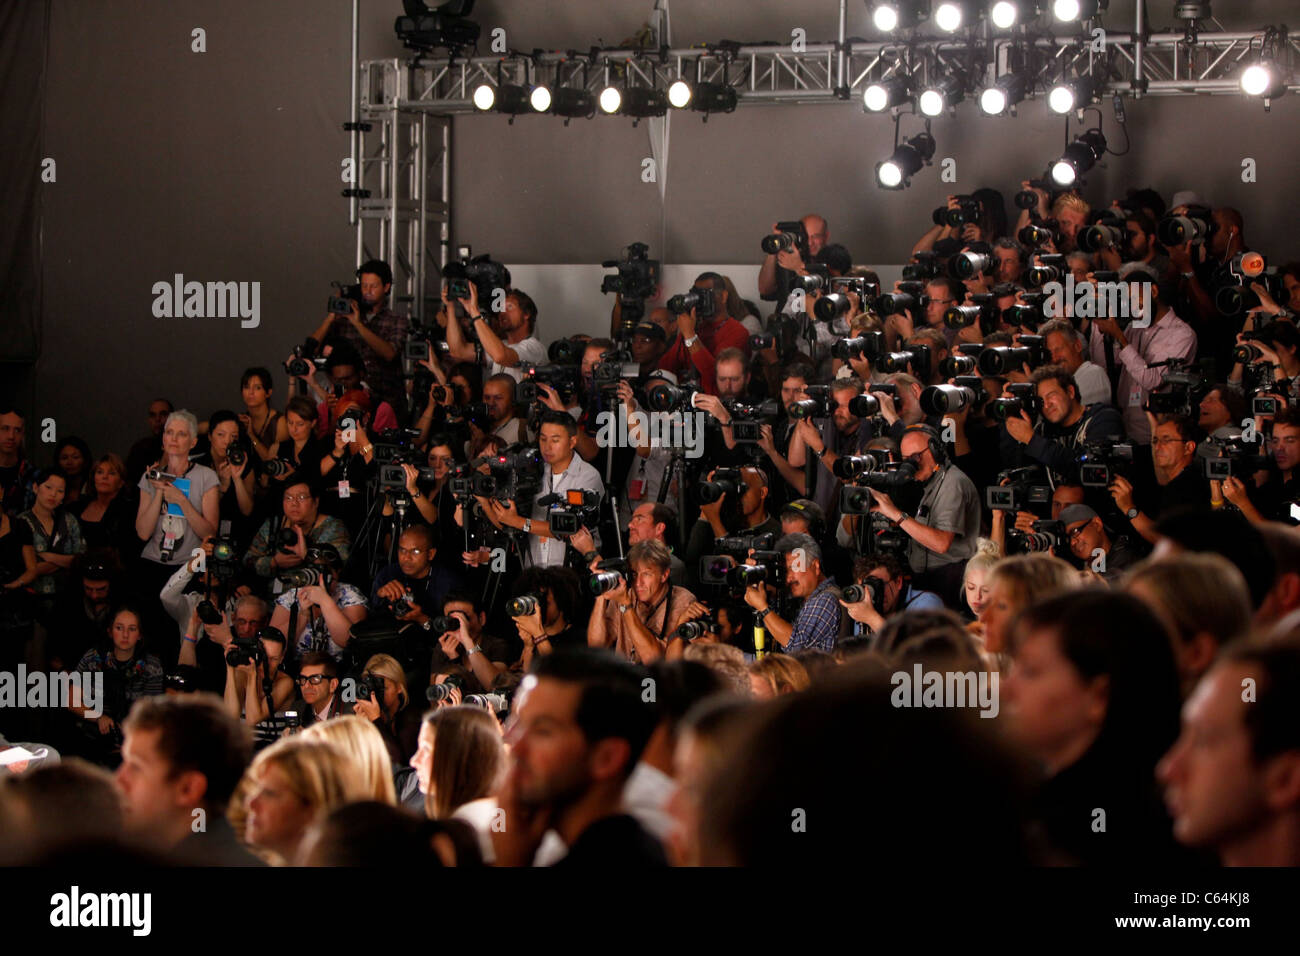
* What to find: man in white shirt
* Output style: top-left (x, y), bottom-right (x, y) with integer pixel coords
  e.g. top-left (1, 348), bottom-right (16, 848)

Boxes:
top-left (442, 283), bottom-right (547, 384)
top-left (485, 410), bottom-right (605, 568)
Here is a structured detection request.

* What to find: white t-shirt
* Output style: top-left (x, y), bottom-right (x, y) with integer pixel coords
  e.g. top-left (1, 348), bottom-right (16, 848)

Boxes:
top-left (1073, 360), bottom-right (1112, 408)
top-left (137, 463), bottom-right (220, 565)
top-left (490, 335), bottom-right (547, 383)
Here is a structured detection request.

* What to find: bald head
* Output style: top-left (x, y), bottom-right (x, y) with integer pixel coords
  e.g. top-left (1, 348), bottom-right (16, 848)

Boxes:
top-left (802, 215), bottom-right (829, 257)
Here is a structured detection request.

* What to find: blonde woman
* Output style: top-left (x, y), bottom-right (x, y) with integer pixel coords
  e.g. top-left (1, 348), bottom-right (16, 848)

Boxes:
top-left (976, 554), bottom-right (1079, 664)
top-left (747, 655), bottom-right (810, 699)
top-left (351, 653), bottom-right (421, 764)
top-left (961, 538), bottom-right (1000, 622)
top-left (240, 737), bottom-right (369, 864)
top-left (410, 706), bottom-right (506, 862)
top-left (301, 715), bottom-right (397, 804)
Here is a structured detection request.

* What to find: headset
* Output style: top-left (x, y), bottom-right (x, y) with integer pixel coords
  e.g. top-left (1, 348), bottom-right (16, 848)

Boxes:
top-left (903, 423), bottom-right (948, 466)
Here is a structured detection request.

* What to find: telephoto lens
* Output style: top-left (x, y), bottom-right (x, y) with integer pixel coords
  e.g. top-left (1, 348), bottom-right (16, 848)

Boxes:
top-left (589, 570), bottom-right (626, 595)
top-left (675, 618), bottom-right (716, 641)
top-left (263, 458), bottom-right (295, 478)
top-left (815, 293), bottom-right (853, 322)
top-left (848, 394), bottom-right (880, 418)
top-left (428, 615), bottom-right (459, 635)
top-left (842, 584), bottom-right (866, 604)
top-left (727, 564), bottom-right (770, 588)
top-left (426, 678), bottom-right (463, 703)
top-left (920, 384), bottom-right (975, 415)
top-left (508, 594), bottom-right (540, 617)
top-left (833, 455), bottom-right (875, 480)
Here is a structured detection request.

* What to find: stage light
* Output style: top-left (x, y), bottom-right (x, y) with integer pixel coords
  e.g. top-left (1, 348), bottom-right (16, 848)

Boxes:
top-left (934, 2), bottom-right (978, 32)
top-left (395, 0), bottom-right (481, 53)
top-left (473, 83), bottom-right (532, 115)
top-left (599, 86), bottom-right (622, 114)
top-left (549, 87), bottom-right (596, 120)
top-left (621, 87), bottom-right (669, 118)
top-left (919, 75), bottom-right (965, 116)
top-left (529, 85), bottom-right (552, 112)
top-left (668, 79), bottom-right (693, 109)
top-left (690, 82), bottom-right (738, 115)
top-left (863, 76), bottom-right (912, 112)
top-left (876, 131), bottom-right (936, 189)
top-left (990, 1), bottom-right (1039, 29)
top-left (1240, 60), bottom-right (1290, 99)
top-left (1050, 129), bottom-right (1106, 186)
top-left (979, 72), bottom-right (1026, 114)
top-left (1048, 76), bottom-right (1094, 113)
top-left (870, 2), bottom-right (927, 32)
top-left (1052, 0), bottom-right (1100, 21)
top-left (472, 83), bottom-right (496, 110)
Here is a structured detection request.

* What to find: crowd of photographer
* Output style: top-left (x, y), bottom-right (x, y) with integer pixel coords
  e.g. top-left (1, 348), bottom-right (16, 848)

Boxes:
top-left (3, 181), bottom-right (1300, 867)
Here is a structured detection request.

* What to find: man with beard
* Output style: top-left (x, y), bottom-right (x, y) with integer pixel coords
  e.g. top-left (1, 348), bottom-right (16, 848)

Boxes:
top-left (492, 649), bottom-right (666, 866)
top-left (588, 540), bottom-right (698, 664)
top-left (309, 259), bottom-right (409, 414)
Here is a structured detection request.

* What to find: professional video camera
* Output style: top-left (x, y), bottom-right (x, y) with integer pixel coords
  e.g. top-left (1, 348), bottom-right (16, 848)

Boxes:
top-left (1200, 429), bottom-right (1272, 481)
top-left (986, 466), bottom-right (1052, 513)
top-left (1077, 440), bottom-right (1135, 488)
top-left (592, 345), bottom-right (641, 395)
top-left (394, 1), bottom-right (482, 54)
top-left (725, 399), bottom-right (781, 443)
top-left (284, 337), bottom-right (327, 378)
top-left (448, 445), bottom-right (542, 503)
top-left (761, 221), bottom-right (811, 260)
top-left (841, 460), bottom-right (917, 496)
top-left (1143, 359), bottom-right (1208, 416)
top-left (327, 281), bottom-right (364, 317)
top-left (370, 427), bottom-right (427, 466)
top-left (645, 379), bottom-right (700, 413)
top-left (714, 531), bottom-right (776, 557)
top-left (815, 276), bottom-right (880, 322)
top-left (1215, 251), bottom-right (1279, 316)
top-left (517, 362), bottom-right (583, 405)
top-left (378, 462), bottom-right (438, 490)
top-left (541, 489), bottom-right (601, 536)
top-left (978, 337), bottom-right (1048, 376)
top-left (601, 242), bottom-right (661, 330)
top-left (443, 245), bottom-right (510, 305)
top-left (1006, 519), bottom-right (1067, 556)
top-left (988, 382), bottom-right (1042, 421)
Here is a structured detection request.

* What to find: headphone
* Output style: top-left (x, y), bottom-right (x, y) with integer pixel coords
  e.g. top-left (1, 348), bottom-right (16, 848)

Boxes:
top-left (903, 423), bottom-right (948, 466)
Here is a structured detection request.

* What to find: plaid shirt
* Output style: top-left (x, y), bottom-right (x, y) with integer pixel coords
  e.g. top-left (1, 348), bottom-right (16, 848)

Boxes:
top-left (333, 306), bottom-right (410, 413)
top-left (786, 577), bottom-right (841, 652)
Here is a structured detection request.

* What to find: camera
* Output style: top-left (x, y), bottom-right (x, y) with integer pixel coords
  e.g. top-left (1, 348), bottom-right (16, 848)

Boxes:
top-left (1018, 220), bottom-right (1062, 249)
top-left (593, 346), bottom-right (641, 391)
top-left (426, 676), bottom-right (463, 703)
top-left (978, 338), bottom-right (1046, 376)
top-left (1200, 430), bottom-right (1271, 481)
top-left (355, 672), bottom-right (385, 703)
top-left (727, 562), bottom-right (782, 588)
top-left (1077, 211), bottom-right (1126, 254)
top-left (379, 593), bottom-right (415, 618)
top-left (986, 466), bottom-right (1052, 512)
top-left (225, 442), bottom-right (248, 468)
top-left (859, 460), bottom-right (918, 491)
top-left (873, 281), bottom-right (925, 316)
top-left (988, 382), bottom-right (1043, 422)
top-left (938, 195), bottom-right (981, 228)
top-left (761, 221), bottom-right (811, 259)
top-left (877, 347), bottom-right (931, 379)
top-left (644, 380), bottom-right (700, 414)
top-left (815, 277), bottom-right (880, 322)
top-left (1143, 359), bottom-right (1207, 416)
top-left (943, 295), bottom-right (998, 331)
top-left (144, 468), bottom-right (177, 484)
top-left (938, 353), bottom-right (978, 377)
top-left (507, 594), bottom-right (540, 618)
top-left (833, 449), bottom-right (890, 481)
top-left (378, 463), bottom-right (436, 489)
top-left (1006, 519), bottom-right (1067, 556)
top-left (196, 600), bottom-right (224, 626)
top-left (589, 570), bottom-right (629, 596)
top-left (847, 393), bottom-right (881, 419)
top-left (676, 615), bottom-right (718, 641)
top-left (788, 265), bottom-right (832, 295)
top-left (1014, 180), bottom-right (1051, 210)
top-left (1253, 395), bottom-right (1280, 417)
top-left (464, 692), bottom-right (512, 716)
top-left (1077, 440), bottom-right (1135, 487)
top-left (726, 399), bottom-right (780, 444)
top-left (841, 578), bottom-right (883, 609)
top-left (1157, 206), bottom-right (1215, 247)
top-left (443, 247), bottom-right (511, 306)
top-left (601, 242), bottom-right (661, 328)
top-left (263, 458), bottom-right (295, 479)
top-left (518, 362), bottom-right (582, 405)
top-left (901, 251), bottom-right (944, 282)
top-left (832, 331), bottom-right (886, 363)
top-left (542, 489), bottom-right (601, 536)
top-left (225, 634), bottom-right (263, 668)
top-left (699, 468), bottom-right (743, 505)
top-left (952, 249), bottom-right (995, 280)
top-left (328, 281), bottom-right (363, 316)
top-left (667, 288), bottom-right (716, 318)
top-left (920, 383), bottom-right (977, 415)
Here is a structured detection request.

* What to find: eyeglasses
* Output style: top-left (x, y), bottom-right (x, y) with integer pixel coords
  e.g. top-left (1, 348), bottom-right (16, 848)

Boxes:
top-left (1150, 437), bottom-right (1186, 446)
top-left (283, 494), bottom-right (313, 503)
top-left (397, 547), bottom-right (426, 556)
top-left (905, 453), bottom-right (926, 468)
top-left (297, 674), bottom-right (330, 686)
top-left (1066, 523), bottom-right (1089, 541)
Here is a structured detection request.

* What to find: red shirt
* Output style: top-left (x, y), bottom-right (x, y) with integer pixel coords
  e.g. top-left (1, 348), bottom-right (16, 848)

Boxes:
top-left (657, 336), bottom-right (717, 392)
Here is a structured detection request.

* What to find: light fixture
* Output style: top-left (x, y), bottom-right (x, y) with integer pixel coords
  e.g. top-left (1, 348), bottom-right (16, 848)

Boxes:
top-left (862, 76), bottom-right (912, 112)
top-left (1240, 59), bottom-right (1290, 100)
top-left (876, 131), bottom-right (936, 189)
top-left (870, 2), bottom-right (928, 32)
top-left (472, 82), bottom-right (532, 115)
top-left (919, 75), bottom-right (965, 116)
top-left (598, 86), bottom-right (623, 114)
top-left (979, 72), bottom-right (1027, 114)
top-left (529, 85), bottom-right (552, 112)
top-left (690, 82), bottom-right (738, 115)
top-left (472, 83), bottom-right (496, 111)
top-left (990, 1), bottom-right (1039, 29)
top-left (1050, 129), bottom-right (1106, 186)
top-left (549, 87), bottom-right (596, 121)
top-left (620, 87), bottom-right (669, 119)
top-left (1052, 0), bottom-right (1101, 22)
top-left (667, 79), bottom-right (693, 109)
top-left (934, 1), bottom-right (979, 32)
top-left (1048, 75), bottom-right (1094, 113)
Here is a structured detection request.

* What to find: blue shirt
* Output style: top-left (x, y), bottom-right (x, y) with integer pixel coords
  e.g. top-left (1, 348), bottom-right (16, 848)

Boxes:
top-left (900, 584), bottom-right (944, 612)
top-left (786, 578), bottom-right (842, 653)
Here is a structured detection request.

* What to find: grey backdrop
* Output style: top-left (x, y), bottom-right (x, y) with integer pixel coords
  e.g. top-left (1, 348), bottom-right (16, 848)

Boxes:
top-left (23, 0), bottom-right (1300, 458)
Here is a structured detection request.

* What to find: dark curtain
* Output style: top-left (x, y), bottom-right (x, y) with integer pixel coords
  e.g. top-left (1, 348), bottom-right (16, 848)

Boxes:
top-left (0, 0), bottom-right (46, 371)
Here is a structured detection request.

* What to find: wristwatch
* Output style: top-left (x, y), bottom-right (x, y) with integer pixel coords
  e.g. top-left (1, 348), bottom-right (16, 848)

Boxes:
top-left (684, 335), bottom-right (699, 348)
top-left (1126, 507), bottom-right (1139, 519)
top-left (522, 518), bottom-right (533, 534)
top-left (618, 603), bottom-right (631, 614)
top-left (467, 644), bottom-right (483, 656)
top-left (410, 489), bottom-right (422, 499)
top-left (754, 607), bottom-right (771, 622)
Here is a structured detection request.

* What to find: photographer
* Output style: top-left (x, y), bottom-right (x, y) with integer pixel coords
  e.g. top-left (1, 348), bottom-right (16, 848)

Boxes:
top-left (468, 374), bottom-right (528, 459)
top-left (310, 345), bottom-right (399, 437)
top-left (1015, 185), bottom-right (1090, 254)
top-left (1245, 407), bottom-right (1300, 524)
top-left (994, 238), bottom-right (1026, 286)
top-left (352, 652), bottom-right (420, 764)
top-left (758, 214), bottom-right (829, 300)
top-left (266, 396), bottom-right (328, 487)
top-left (508, 566), bottom-right (588, 666)
top-left (838, 553), bottom-right (944, 635)
top-left (588, 540), bottom-right (699, 665)
top-left (680, 273), bottom-right (751, 359)
top-left (789, 378), bottom-right (877, 513)
top-left (1092, 264), bottom-right (1197, 443)
top-left (1041, 319), bottom-right (1112, 408)
top-left (1001, 366), bottom-right (1124, 483)
top-left (740, 533), bottom-right (844, 653)
top-left (1197, 384), bottom-right (1246, 434)
top-left (428, 590), bottom-right (512, 692)
top-left (268, 560), bottom-right (368, 662)
top-left (684, 465), bottom-right (780, 589)
top-left (651, 307), bottom-right (718, 393)
top-left (197, 410), bottom-right (257, 543)
top-left (244, 477), bottom-right (351, 585)
top-left (481, 411), bottom-right (604, 569)
top-left (441, 282), bottom-right (546, 385)
top-left (370, 525), bottom-right (462, 627)
top-left (1110, 415), bottom-right (1210, 544)
top-left (868, 424), bottom-right (981, 607)
top-left (1058, 504), bottom-right (1141, 580)
top-left (222, 625), bottom-right (295, 725)
top-left (309, 259), bottom-right (409, 414)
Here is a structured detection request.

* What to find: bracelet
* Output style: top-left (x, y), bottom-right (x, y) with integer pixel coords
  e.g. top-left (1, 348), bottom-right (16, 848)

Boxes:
top-left (531, 634), bottom-right (550, 646)
top-left (361, 444), bottom-right (374, 457)
top-left (467, 644), bottom-right (483, 656)
top-left (684, 335), bottom-right (699, 348)
top-left (182, 634), bottom-right (197, 643)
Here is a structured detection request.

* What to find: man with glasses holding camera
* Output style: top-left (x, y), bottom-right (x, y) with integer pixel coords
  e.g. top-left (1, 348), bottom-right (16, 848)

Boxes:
top-left (740, 532), bottom-right (844, 653)
top-left (1059, 504), bottom-right (1141, 581)
top-left (588, 540), bottom-right (700, 664)
top-left (1109, 415), bottom-right (1209, 545)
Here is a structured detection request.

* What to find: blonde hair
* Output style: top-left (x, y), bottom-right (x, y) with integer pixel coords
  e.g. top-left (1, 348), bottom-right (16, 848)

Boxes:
top-left (748, 656), bottom-right (810, 696)
top-left (987, 553), bottom-right (1079, 610)
top-left (362, 653), bottom-right (409, 712)
top-left (250, 738), bottom-right (367, 813)
top-left (1051, 192), bottom-right (1091, 220)
top-left (301, 716), bottom-right (397, 804)
top-left (963, 538), bottom-right (1001, 586)
top-left (1124, 554), bottom-right (1252, 649)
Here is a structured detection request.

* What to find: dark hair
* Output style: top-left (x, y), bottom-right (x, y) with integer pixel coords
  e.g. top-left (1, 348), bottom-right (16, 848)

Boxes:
top-left (240, 367), bottom-right (274, 394)
top-left (121, 694), bottom-right (252, 810)
top-left (780, 361), bottom-right (815, 385)
top-left (357, 259), bottom-right (393, 287)
top-left (1154, 510), bottom-right (1275, 609)
top-left (304, 801), bottom-right (481, 867)
top-left (854, 552), bottom-right (910, 583)
top-left (207, 409), bottom-right (241, 436)
top-left (1126, 209), bottom-right (1158, 239)
top-left (325, 343), bottom-right (365, 374)
top-left (538, 410), bottom-right (577, 437)
top-left (1218, 638), bottom-right (1300, 763)
top-left (1029, 364), bottom-right (1079, 402)
top-left (507, 289), bottom-right (538, 333)
top-left (298, 651), bottom-right (338, 679)
top-left (1153, 413), bottom-right (1202, 444)
top-left (281, 473), bottom-right (324, 500)
top-left (52, 436), bottom-right (92, 475)
top-left (644, 661), bottom-right (727, 737)
top-left (972, 187), bottom-right (1008, 240)
top-left (925, 276), bottom-right (966, 304)
top-left (531, 649), bottom-right (657, 778)
top-left (815, 243), bottom-right (852, 275)
top-left (439, 588), bottom-right (484, 618)
top-left (1203, 383), bottom-right (1247, 426)
top-left (30, 466), bottom-right (67, 490)
top-left (1011, 591), bottom-right (1182, 772)
top-left (447, 362), bottom-right (483, 402)
top-left (257, 627), bottom-right (287, 652)
top-left (694, 272), bottom-right (727, 292)
top-left (512, 566), bottom-right (586, 632)
top-left (284, 395), bottom-right (318, 423)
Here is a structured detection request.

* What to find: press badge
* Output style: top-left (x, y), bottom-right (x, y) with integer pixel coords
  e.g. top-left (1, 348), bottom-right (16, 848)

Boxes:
top-left (1128, 386), bottom-right (1143, 407)
top-left (628, 478), bottom-right (647, 499)
top-left (338, 480), bottom-right (352, 499)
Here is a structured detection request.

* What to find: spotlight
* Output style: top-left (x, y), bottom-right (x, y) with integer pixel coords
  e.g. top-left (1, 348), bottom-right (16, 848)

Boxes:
top-left (979, 72), bottom-right (1027, 114)
top-left (1240, 60), bottom-right (1290, 100)
top-left (550, 87), bottom-right (596, 120)
top-left (690, 82), bottom-right (738, 115)
top-left (667, 79), bottom-right (693, 109)
top-left (1050, 129), bottom-right (1106, 186)
top-left (934, 2), bottom-right (979, 32)
top-left (394, 0), bottom-right (481, 53)
top-left (1052, 0), bottom-right (1101, 21)
top-left (1048, 76), bottom-right (1094, 113)
top-left (598, 86), bottom-right (622, 114)
top-left (990, 1), bottom-right (1039, 29)
top-left (876, 132), bottom-right (936, 189)
top-left (919, 75), bottom-right (965, 116)
top-left (862, 76), bottom-right (912, 112)
top-left (472, 83), bottom-right (496, 111)
top-left (529, 85), bottom-right (552, 112)
top-left (870, 2), bottom-right (927, 32)
top-left (621, 87), bottom-right (669, 119)
top-left (472, 82), bottom-right (535, 115)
